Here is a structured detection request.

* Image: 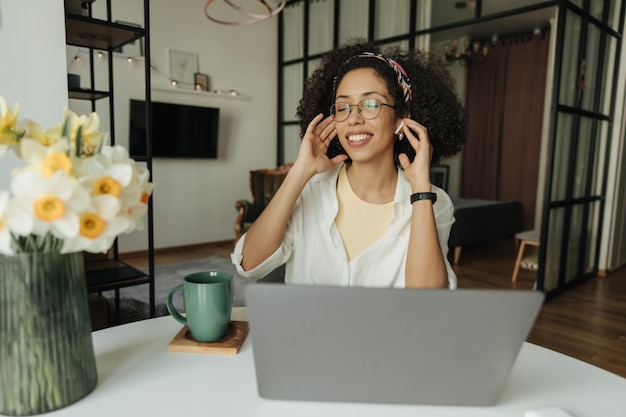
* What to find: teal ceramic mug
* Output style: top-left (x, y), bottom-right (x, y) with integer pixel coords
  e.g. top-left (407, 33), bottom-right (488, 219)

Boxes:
top-left (166, 271), bottom-right (233, 342)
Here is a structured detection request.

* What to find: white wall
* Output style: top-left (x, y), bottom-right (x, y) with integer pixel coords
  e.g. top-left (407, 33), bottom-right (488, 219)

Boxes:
top-left (0, 0), bottom-right (68, 190)
top-left (67, 0), bottom-right (278, 252)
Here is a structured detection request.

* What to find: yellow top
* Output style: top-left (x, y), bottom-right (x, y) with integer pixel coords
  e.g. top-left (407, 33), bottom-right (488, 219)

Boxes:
top-left (335, 165), bottom-right (394, 261)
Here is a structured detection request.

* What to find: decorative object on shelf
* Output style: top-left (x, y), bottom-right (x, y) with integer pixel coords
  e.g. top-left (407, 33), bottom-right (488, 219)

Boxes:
top-left (440, 37), bottom-right (493, 66)
top-left (168, 49), bottom-right (199, 89)
top-left (204, 0), bottom-right (286, 25)
top-left (67, 73), bottom-right (81, 89)
top-left (0, 97), bottom-right (154, 414)
top-left (112, 21), bottom-right (144, 57)
top-left (194, 72), bottom-right (210, 91)
top-left (64, 0), bottom-right (95, 16)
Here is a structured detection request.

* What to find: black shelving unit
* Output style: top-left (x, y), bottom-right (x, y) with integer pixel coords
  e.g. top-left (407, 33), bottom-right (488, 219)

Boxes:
top-left (65, 0), bottom-right (155, 322)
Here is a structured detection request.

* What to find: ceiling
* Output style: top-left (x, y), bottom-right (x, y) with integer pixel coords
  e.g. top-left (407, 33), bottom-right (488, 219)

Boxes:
top-left (429, 0), bottom-right (557, 43)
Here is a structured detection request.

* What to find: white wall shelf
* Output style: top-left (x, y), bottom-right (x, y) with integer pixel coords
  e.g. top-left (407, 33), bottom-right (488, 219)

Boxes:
top-left (152, 86), bottom-right (249, 100)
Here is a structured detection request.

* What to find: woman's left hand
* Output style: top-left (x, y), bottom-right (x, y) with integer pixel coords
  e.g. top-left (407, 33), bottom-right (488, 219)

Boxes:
top-left (397, 118), bottom-right (433, 191)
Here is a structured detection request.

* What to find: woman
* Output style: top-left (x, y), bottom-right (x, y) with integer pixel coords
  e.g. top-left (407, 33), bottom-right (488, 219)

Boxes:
top-left (231, 40), bottom-right (466, 288)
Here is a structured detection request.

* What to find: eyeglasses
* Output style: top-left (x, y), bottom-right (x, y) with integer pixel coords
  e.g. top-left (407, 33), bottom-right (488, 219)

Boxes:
top-left (330, 99), bottom-right (395, 122)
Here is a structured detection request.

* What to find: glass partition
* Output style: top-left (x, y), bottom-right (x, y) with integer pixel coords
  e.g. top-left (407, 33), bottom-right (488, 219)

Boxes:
top-left (374, 0), bottom-right (410, 40)
top-left (339, 0), bottom-right (368, 44)
top-left (282, 2), bottom-right (304, 61)
top-left (564, 203), bottom-right (585, 283)
top-left (430, 0), bottom-right (473, 27)
top-left (309, 0), bottom-right (334, 55)
top-left (282, 63), bottom-right (303, 122)
top-left (581, 23), bottom-right (601, 112)
top-left (559, 10), bottom-right (582, 107)
top-left (282, 125), bottom-right (301, 163)
top-left (585, 201), bottom-right (601, 274)
top-left (543, 207), bottom-right (565, 292)
top-left (551, 113), bottom-right (574, 202)
top-left (592, 121), bottom-right (609, 195)
top-left (573, 116), bottom-right (593, 199)
top-left (609, 0), bottom-right (623, 29)
top-left (590, 0), bottom-right (604, 21)
top-left (601, 35), bottom-right (618, 115)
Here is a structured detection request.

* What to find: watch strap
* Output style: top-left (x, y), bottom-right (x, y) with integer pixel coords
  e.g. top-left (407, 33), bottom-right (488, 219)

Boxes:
top-left (410, 192), bottom-right (437, 204)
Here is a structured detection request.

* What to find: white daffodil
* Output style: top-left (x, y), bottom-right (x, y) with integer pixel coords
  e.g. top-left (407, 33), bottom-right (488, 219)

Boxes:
top-left (121, 166), bottom-right (154, 232)
top-left (11, 168), bottom-right (89, 240)
top-left (100, 143), bottom-right (133, 163)
top-left (62, 195), bottom-right (131, 254)
top-left (76, 148), bottom-right (133, 199)
top-left (0, 191), bottom-right (35, 255)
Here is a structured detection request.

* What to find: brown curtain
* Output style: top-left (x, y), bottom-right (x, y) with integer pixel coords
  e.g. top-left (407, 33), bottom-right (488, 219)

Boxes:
top-left (461, 32), bottom-right (550, 231)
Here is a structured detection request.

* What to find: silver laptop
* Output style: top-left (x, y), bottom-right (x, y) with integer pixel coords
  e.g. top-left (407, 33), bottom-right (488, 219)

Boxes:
top-left (245, 285), bottom-right (544, 406)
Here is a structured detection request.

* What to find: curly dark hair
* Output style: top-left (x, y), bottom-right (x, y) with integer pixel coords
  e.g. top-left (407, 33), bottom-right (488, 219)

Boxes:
top-left (296, 39), bottom-right (466, 165)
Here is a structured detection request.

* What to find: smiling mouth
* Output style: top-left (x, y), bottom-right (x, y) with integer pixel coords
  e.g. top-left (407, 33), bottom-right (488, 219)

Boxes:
top-left (347, 134), bottom-right (371, 143)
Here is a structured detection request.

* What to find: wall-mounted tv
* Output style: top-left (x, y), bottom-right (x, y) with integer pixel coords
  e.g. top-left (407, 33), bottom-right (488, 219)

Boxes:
top-left (128, 99), bottom-right (220, 159)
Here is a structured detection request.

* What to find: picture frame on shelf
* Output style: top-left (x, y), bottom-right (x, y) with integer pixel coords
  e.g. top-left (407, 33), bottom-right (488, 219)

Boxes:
top-left (430, 164), bottom-right (449, 191)
top-left (168, 49), bottom-right (199, 88)
top-left (194, 73), bottom-right (210, 91)
top-left (113, 21), bottom-right (144, 57)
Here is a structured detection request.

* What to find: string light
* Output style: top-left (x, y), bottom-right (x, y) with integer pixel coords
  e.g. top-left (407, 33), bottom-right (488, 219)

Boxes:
top-left (68, 48), bottom-right (243, 95)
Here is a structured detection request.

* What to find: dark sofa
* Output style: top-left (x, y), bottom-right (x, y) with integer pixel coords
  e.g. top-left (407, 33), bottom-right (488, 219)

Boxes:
top-left (448, 198), bottom-right (524, 264)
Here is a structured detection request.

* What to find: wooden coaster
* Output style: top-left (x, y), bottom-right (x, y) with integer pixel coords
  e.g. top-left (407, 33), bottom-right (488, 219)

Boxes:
top-left (167, 321), bottom-right (249, 354)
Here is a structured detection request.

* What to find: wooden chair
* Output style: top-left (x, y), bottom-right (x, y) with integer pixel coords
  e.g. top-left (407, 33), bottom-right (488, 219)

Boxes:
top-left (234, 163), bottom-right (293, 242)
top-left (511, 230), bottom-right (540, 282)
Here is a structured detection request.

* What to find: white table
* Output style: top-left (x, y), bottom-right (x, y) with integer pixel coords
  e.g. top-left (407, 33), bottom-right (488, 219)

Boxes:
top-left (42, 307), bottom-right (625, 417)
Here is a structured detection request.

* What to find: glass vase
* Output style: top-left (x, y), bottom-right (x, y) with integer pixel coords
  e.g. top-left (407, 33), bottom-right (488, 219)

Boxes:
top-left (0, 251), bottom-right (98, 416)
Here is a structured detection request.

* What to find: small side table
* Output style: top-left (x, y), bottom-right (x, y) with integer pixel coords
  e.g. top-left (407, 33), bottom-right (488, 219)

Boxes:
top-left (512, 230), bottom-right (540, 282)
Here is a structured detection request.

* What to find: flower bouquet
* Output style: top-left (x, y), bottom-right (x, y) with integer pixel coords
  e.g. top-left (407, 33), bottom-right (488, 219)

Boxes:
top-left (0, 96), bottom-right (154, 415)
top-left (0, 96), bottom-right (153, 255)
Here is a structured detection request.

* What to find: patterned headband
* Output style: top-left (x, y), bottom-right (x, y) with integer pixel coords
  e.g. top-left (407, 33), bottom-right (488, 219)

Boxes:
top-left (334, 52), bottom-right (413, 108)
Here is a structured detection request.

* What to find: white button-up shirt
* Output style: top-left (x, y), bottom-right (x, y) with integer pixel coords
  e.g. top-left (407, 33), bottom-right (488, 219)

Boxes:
top-left (231, 164), bottom-right (457, 289)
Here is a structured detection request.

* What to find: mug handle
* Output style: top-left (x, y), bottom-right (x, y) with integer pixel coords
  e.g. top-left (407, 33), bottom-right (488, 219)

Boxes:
top-left (166, 285), bottom-right (187, 326)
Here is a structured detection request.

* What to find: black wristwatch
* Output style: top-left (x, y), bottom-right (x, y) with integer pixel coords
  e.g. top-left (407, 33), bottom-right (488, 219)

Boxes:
top-left (410, 192), bottom-right (437, 205)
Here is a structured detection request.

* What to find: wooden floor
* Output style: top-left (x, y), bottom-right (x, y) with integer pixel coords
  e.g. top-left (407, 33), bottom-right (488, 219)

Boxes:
top-left (121, 237), bottom-right (626, 378)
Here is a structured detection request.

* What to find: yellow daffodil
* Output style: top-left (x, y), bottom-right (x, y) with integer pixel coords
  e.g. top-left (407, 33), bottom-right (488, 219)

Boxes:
top-left (18, 138), bottom-right (72, 177)
top-left (93, 176), bottom-right (124, 197)
top-left (79, 212), bottom-right (107, 239)
top-left (23, 119), bottom-right (62, 147)
top-left (0, 97), bottom-right (22, 148)
top-left (64, 109), bottom-right (105, 156)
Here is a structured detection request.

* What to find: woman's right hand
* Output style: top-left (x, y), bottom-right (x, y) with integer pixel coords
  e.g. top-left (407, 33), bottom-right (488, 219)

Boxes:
top-left (240, 114), bottom-right (343, 271)
top-left (295, 113), bottom-right (348, 176)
